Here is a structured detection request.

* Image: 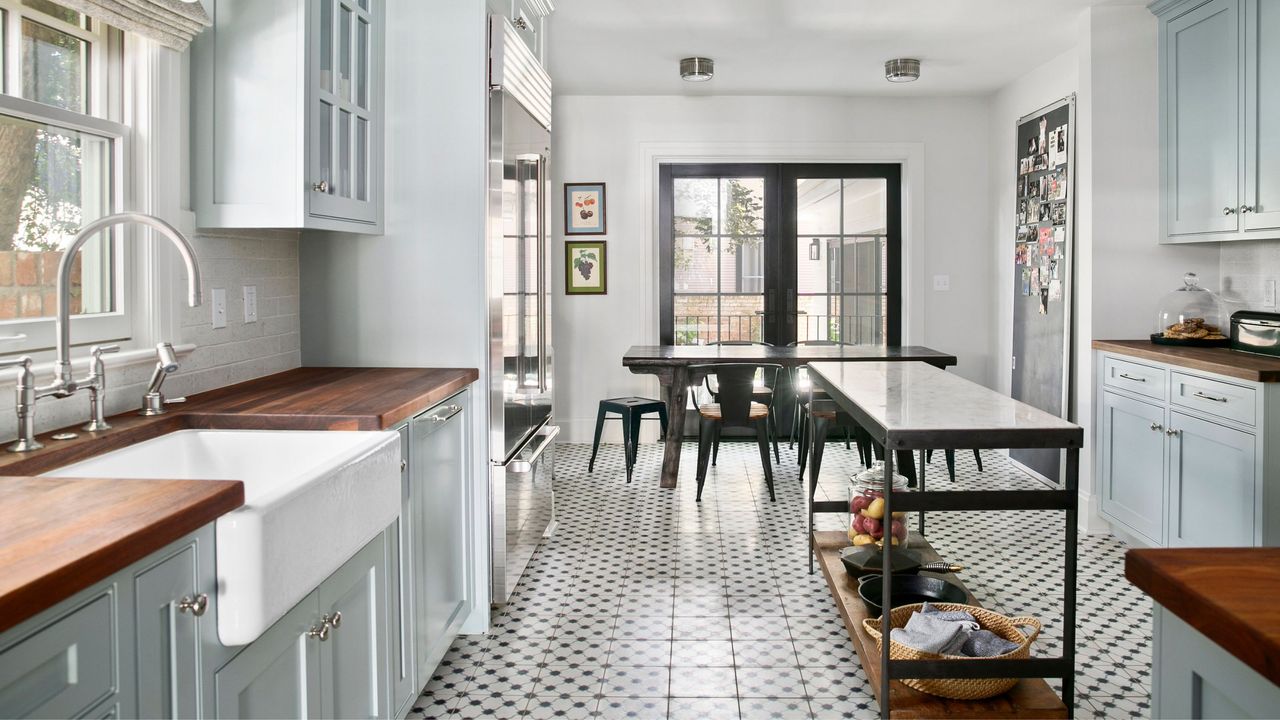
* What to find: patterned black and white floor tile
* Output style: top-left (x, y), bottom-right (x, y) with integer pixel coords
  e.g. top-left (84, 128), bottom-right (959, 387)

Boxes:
top-left (407, 440), bottom-right (1150, 719)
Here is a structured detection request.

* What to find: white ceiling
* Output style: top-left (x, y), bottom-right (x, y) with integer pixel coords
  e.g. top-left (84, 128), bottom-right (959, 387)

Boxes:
top-left (547, 0), bottom-right (1145, 96)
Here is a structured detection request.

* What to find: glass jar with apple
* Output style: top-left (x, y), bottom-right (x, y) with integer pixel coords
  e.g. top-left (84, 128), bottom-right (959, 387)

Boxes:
top-left (848, 461), bottom-right (912, 549)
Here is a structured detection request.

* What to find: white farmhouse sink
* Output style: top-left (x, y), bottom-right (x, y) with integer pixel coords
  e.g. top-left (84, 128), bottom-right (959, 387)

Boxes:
top-left (45, 429), bottom-right (400, 646)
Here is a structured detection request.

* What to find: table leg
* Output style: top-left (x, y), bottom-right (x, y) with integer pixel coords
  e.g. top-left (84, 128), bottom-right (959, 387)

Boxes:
top-left (659, 367), bottom-right (690, 489)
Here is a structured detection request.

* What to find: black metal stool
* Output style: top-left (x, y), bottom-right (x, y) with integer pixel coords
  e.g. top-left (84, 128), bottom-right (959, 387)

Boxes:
top-left (588, 397), bottom-right (669, 483)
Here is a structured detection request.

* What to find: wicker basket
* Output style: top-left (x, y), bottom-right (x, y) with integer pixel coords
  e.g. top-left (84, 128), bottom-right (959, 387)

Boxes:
top-left (861, 603), bottom-right (1042, 701)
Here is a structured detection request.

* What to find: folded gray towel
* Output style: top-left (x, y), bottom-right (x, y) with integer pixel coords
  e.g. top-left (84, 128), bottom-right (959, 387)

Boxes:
top-left (889, 611), bottom-right (977, 655)
top-left (891, 603), bottom-right (1025, 658)
top-left (961, 629), bottom-right (1020, 657)
top-left (919, 602), bottom-right (977, 624)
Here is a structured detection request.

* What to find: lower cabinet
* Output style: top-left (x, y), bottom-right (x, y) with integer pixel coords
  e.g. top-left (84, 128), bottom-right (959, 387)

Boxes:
top-left (213, 532), bottom-right (388, 720)
top-left (1096, 350), bottom-right (1270, 547)
top-left (1153, 604), bottom-right (1280, 718)
top-left (134, 541), bottom-right (205, 719)
top-left (409, 392), bottom-right (471, 687)
top-left (1167, 411), bottom-right (1257, 547)
top-left (1099, 390), bottom-right (1168, 544)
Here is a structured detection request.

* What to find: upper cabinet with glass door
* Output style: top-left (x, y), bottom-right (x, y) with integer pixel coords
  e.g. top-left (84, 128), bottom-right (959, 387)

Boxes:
top-left (193, 0), bottom-right (384, 234)
top-left (1154, 0), bottom-right (1280, 243)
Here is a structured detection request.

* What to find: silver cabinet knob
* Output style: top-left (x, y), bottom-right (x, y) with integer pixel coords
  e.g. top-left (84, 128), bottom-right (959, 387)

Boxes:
top-left (1165, 428), bottom-right (1181, 437)
top-left (1240, 205), bottom-right (1256, 213)
top-left (513, 16), bottom-right (529, 30)
top-left (326, 611), bottom-right (342, 629)
top-left (177, 594), bottom-right (208, 617)
top-left (308, 622), bottom-right (330, 641)
top-left (1150, 422), bottom-right (1163, 432)
top-left (312, 180), bottom-right (330, 193)
top-left (1223, 206), bottom-right (1237, 215)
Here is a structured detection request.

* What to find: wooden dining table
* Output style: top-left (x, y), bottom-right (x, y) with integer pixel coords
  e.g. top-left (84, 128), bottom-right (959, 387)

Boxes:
top-left (621, 344), bottom-right (958, 488)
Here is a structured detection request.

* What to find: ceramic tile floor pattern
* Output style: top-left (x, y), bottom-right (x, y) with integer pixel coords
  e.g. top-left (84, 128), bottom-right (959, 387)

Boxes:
top-left (409, 440), bottom-right (1151, 719)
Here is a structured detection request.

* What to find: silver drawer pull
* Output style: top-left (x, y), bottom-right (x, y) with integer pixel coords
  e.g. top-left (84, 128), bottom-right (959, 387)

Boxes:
top-left (428, 404), bottom-right (463, 422)
top-left (176, 594), bottom-right (208, 617)
top-left (1193, 391), bottom-right (1229, 403)
top-left (1118, 373), bottom-right (1146, 382)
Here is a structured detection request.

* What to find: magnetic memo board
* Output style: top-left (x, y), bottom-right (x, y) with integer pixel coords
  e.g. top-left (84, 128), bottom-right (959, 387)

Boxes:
top-left (1011, 96), bottom-right (1075, 485)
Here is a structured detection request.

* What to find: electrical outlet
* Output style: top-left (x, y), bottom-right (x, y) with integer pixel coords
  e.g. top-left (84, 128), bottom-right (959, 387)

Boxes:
top-left (933, 274), bottom-right (951, 291)
top-left (243, 285), bottom-right (258, 323)
top-left (211, 288), bottom-right (227, 329)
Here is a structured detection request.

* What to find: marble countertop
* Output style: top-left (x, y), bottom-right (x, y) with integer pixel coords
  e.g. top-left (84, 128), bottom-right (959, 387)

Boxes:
top-left (808, 361), bottom-right (1083, 450)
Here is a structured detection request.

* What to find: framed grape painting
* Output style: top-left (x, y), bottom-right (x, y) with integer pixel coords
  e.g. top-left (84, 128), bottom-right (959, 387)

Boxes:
top-left (565, 241), bottom-right (607, 295)
top-left (564, 182), bottom-right (607, 235)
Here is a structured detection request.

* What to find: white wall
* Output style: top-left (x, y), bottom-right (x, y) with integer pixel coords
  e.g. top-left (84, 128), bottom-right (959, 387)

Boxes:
top-left (987, 5), bottom-right (1220, 532)
top-left (550, 94), bottom-right (993, 443)
top-left (300, 0), bottom-right (493, 633)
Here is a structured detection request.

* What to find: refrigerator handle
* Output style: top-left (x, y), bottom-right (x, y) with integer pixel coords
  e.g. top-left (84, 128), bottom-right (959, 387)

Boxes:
top-left (536, 154), bottom-right (548, 393)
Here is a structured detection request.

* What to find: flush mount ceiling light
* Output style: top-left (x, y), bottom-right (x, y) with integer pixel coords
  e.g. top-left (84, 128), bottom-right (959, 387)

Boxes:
top-left (884, 58), bottom-right (921, 83)
top-left (680, 57), bottom-right (714, 82)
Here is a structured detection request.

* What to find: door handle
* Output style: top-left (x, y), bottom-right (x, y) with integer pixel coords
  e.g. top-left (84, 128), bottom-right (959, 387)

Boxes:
top-left (536, 155), bottom-right (548, 393)
top-left (505, 424), bottom-right (559, 473)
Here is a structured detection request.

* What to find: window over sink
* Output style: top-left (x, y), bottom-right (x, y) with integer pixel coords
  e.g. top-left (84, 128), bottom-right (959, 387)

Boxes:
top-left (0, 0), bottom-right (125, 352)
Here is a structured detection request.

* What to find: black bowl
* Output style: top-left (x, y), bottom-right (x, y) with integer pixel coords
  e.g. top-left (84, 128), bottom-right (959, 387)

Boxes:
top-left (857, 573), bottom-right (967, 617)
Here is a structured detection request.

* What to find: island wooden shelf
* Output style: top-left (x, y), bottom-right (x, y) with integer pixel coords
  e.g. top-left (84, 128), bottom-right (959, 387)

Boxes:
top-left (812, 531), bottom-right (1067, 719)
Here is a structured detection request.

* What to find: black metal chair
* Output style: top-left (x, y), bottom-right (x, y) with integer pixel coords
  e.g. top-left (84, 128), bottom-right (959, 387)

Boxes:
top-left (588, 397), bottom-right (669, 483)
top-left (803, 398), bottom-right (917, 501)
top-left (706, 341), bottom-right (781, 464)
top-left (926, 449), bottom-right (985, 481)
top-left (787, 340), bottom-right (852, 459)
top-left (690, 363), bottom-right (782, 502)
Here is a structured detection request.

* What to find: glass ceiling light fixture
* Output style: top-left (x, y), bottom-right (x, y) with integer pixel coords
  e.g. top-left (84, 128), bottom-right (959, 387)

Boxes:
top-left (884, 58), bottom-right (921, 83)
top-left (680, 57), bottom-right (714, 82)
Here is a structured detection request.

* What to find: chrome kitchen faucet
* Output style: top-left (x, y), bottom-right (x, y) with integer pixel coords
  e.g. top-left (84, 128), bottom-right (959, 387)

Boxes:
top-left (0, 212), bottom-right (202, 452)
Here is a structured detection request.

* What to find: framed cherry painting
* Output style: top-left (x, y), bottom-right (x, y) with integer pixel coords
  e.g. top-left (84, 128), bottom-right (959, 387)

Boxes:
top-left (564, 182), bottom-right (606, 235)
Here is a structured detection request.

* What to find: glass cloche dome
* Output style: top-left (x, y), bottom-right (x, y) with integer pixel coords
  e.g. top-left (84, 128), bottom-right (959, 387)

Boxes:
top-left (1153, 273), bottom-right (1228, 343)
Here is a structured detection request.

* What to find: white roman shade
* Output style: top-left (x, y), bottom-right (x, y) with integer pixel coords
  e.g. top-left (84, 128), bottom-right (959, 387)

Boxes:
top-left (56, 0), bottom-right (211, 50)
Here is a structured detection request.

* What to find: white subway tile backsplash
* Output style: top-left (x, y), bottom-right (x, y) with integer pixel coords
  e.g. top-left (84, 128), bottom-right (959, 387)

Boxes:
top-left (1221, 240), bottom-right (1280, 312)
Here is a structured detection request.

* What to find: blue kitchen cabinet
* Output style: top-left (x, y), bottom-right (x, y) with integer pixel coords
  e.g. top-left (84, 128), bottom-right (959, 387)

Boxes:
top-left (1099, 389), bottom-right (1168, 545)
top-left (133, 539), bottom-right (207, 719)
top-left (317, 531), bottom-right (388, 720)
top-left (1166, 410), bottom-right (1257, 547)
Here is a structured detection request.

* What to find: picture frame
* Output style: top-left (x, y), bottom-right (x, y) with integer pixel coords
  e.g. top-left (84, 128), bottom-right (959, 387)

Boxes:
top-left (565, 240), bottom-right (607, 295)
top-left (564, 182), bottom-right (607, 235)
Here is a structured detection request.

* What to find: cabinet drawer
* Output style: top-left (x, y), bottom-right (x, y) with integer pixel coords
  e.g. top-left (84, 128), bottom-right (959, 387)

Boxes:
top-left (1102, 356), bottom-right (1168, 399)
top-left (0, 592), bottom-right (116, 719)
top-left (1170, 372), bottom-right (1257, 426)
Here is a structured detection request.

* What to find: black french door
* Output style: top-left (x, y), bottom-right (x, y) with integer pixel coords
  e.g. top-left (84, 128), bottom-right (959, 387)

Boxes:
top-left (659, 162), bottom-right (901, 346)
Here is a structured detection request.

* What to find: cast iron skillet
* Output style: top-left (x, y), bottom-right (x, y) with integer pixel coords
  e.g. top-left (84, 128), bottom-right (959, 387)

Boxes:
top-left (857, 573), bottom-right (967, 617)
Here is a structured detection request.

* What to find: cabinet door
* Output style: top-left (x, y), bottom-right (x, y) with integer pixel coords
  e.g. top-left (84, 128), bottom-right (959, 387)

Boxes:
top-left (1244, 0), bottom-right (1280, 229)
top-left (1099, 391), bottom-right (1168, 544)
top-left (1167, 410), bottom-right (1257, 547)
top-left (134, 544), bottom-right (202, 719)
top-left (308, 0), bottom-right (382, 225)
top-left (388, 425), bottom-right (415, 716)
top-left (318, 531), bottom-right (388, 720)
top-left (411, 396), bottom-right (470, 685)
top-left (1166, 0), bottom-right (1241, 236)
top-left (0, 592), bottom-right (117, 719)
top-left (213, 596), bottom-right (322, 720)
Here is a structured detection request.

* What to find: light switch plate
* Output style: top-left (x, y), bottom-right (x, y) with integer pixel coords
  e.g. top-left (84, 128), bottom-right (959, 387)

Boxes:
top-left (211, 288), bottom-right (227, 329)
top-left (933, 274), bottom-right (951, 291)
top-left (243, 285), bottom-right (258, 323)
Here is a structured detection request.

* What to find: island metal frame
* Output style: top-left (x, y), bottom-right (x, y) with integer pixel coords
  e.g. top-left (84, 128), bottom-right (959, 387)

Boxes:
top-left (806, 362), bottom-right (1083, 719)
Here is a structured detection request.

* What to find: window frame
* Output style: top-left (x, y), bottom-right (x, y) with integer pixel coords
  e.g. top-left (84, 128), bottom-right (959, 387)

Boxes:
top-left (658, 162), bottom-right (902, 346)
top-left (0, 0), bottom-right (131, 356)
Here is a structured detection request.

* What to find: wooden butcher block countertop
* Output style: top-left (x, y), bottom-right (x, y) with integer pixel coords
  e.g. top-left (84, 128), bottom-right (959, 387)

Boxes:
top-left (1093, 339), bottom-right (1280, 382)
top-left (0, 366), bottom-right (478, 634)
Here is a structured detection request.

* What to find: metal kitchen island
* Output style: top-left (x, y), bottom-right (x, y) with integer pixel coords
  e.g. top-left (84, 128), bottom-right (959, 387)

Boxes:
top-left (805, 361), bottom-right (1084, 719)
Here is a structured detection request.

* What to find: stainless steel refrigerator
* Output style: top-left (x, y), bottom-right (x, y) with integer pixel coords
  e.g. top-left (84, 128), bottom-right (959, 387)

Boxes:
top-left (487, 14), bottom-right (556, 605)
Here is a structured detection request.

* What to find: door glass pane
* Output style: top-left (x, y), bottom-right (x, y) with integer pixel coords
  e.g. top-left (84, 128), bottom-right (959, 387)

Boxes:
top-left (796, 178), bottom-right (840, 235)
top-left (22, 0), bottom-right (81, 27)
top-left (355, 116), bottom-right (367, 201)
top-left (338, 109), bottom-right (351, 197)
top-left (318, 101), bottom-right (333, 193)
top-left (795, 177), bottom-right (887, 344)
top-left (668, 174), bottom-right (766, 345)
top-left (355, 17), bottom-right (369, 109)
top-left (320, 0), bottom-right (333, 93)
top-left (673, 178), bottom-right (717, 235)
top-left (21, 18), bottom-right (86, 112)
top-left (0, 112), bottom-right (113, 319)
top-left (339, 4), bottom-right (352, 101)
